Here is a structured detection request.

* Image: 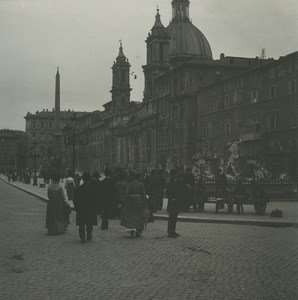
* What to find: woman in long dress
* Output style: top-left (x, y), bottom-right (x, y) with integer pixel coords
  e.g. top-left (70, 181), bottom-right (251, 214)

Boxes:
top-left (46, 173), bottom-right (68, 235)
top-left (120, 172), bottom-right (148, 238)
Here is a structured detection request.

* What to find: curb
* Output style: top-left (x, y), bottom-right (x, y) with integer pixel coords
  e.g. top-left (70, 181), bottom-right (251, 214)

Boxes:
top-left (1, 176), bottom-right (297, 228)
top-left (1, 176), bottom-right (49, 203)
top-left (154, 215), bottom-right (297, 228)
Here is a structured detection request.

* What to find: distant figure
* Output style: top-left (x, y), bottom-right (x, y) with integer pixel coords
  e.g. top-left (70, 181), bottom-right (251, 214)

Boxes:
top-left (165, 169), bottom-right (179, 238)
top-left (65, 172), bottom-right (76, 202)
top-left (195, 178), bottom-right (208, 212)
top-left (215, 168), bottom-right (228, 198)
top-left (251, 180), bottom-right (268, 216)
top-left (74, 173), bottom-right (81, 188)
top-left (114, 171), bottom-right (128, 217)
top-left (73, 172), bottom-right (99, 243)
top-left (184, 168), bottom-right (195, 211)
top-left (234, 179), bottom-right (246, 213)
top-left (120, 172), bottom-right (149, 238)
top-left (92, 171), bottom-right (103, 216)
top-left (147, 170), bottom-right (158, 213)
top-left (46, 173), bottom-right (68, 235)
top-left (100, 169), bottom-right (115, 230)
top-left (166, 173), bottom-right (191, 237)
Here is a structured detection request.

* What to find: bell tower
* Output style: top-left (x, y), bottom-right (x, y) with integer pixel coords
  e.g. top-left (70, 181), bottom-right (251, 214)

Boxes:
top-left (143, 8), bottom-right (170, 101)
top-left (110, 42), bottom-right (132, 112)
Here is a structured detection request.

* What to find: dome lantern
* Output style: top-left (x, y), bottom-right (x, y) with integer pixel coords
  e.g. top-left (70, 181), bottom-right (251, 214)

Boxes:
top-left (171, 0), bottom-right (190, 21)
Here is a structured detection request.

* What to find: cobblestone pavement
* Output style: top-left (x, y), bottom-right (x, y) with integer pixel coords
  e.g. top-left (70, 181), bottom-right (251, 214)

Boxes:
top-left (0, 180), bottom-right (298, 300)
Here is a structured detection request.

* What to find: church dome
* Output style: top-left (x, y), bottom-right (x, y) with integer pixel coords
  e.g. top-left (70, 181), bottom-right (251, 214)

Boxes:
top-left (167, 21), bottom-right (212, 60)
top-left (166, 0), bottom-right (212, 60)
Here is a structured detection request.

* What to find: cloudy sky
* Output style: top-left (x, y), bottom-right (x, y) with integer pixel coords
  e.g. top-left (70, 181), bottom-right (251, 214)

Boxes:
top-left (1, 0), bottom-right (298, 131)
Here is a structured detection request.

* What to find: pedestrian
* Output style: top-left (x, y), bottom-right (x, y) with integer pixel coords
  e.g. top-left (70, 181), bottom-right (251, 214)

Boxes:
top-left (74, 172), bottom-right (81, 188)
top-left (100, 169), bottom-right (115, 230)
top-left (46, 172), bottom-right (68, 235)
top-left (166, 172), bottom-right (191, 238)
top-left (147, 169), bottom-right (163, 222)
top-left (92, 171), bottom-right (103, 216)
top-left (184, 167), bottom-right (195, 211)
top-left (120, 172), bottom-right (149, 238)
top-left (215, 168), bottom-right (228, 198)
top-left (215, 168), bottom-right (231, 212)
top-left (234, 178), bottom-right (246, 213)
top-left (195, 177), bottom-right (208, 212)
top-left (65, 170), bottom-right (76, 202)
top-left (165, 169), bottom-right (179, 238)
top-left (73, 172), bottom-right (99, 243)
top-left (251, 180), bottom-right (268, 216)
top-left (114, 170), bottom-right (128, 218)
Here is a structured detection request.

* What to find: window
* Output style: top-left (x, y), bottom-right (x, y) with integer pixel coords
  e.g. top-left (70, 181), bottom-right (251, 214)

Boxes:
top-left (224, 97), bottom-right (232, 109)
top-left (202, 126), bottom-right (208, 139)
top-left (49, 122), bottom-right (52, 128)
top-left (32, 121), bottom-right (36, 128)
top-left (252, 72), bottom-right (258, 85)
top-left (180, 72), bottom-right (185, 93)
top-left (289, 80), bottom-right (297, 95)
top-left (121, 70), bottom-right (125, 83)
top-left (225, 81), bottom-right (231, 92)
top-left (268, 114), bottom-right (277, 131)
top-left (41, 122), bottom-right (44, 129)
top-left (180, 104), bottom-right (185, 120)
top-left (237, 76), bottom-right (243, 89)
top-left (159, 43), bottom-right (164, 62)
top-left (269, 67), bottom-right (275, 80)
top-left (225, 121), bottom-right (231, 137)
top-left (237, 121), bottom-right (242, 131)
top-left (146, 130), bottom-right (151, 163)
top-left (290, 112), bottom-right (298, 128)
top-left (250, 90), bottom-right (258, 103)
top-left (269, 85), bottom-right (276, 100)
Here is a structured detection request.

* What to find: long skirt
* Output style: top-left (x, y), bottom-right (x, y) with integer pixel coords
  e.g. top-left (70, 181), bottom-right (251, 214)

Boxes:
top-left (46, 202), bottom-right (67, 235)
top-left (120, 195), bottom-right (146, 233)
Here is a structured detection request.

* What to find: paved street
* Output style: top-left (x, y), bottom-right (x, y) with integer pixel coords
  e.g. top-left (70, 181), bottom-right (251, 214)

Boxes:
top-left (0, 180), bottom-right (298, 300)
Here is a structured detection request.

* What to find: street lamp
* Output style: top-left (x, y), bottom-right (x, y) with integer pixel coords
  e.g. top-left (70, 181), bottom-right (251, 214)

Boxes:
top-left (32, 139), bottom-right (38, 186)
top-left (63, 113), bottom-right (91, 172)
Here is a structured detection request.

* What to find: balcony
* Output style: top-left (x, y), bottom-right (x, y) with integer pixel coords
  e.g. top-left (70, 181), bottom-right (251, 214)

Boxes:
top-left (240, 123), bottom-right (263, 141)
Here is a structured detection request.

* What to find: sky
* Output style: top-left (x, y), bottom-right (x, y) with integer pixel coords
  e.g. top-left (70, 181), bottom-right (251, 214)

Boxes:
top-left (1, 0), bottom-right (298, 131)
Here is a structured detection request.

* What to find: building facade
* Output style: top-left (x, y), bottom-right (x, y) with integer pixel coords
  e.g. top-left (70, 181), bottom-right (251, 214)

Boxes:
top-left (0, 129), bottom-right (27, 170)
top-left (196, 51), bottom-right (298, 178)
top-left (24, 0), bottom-right (298, 178)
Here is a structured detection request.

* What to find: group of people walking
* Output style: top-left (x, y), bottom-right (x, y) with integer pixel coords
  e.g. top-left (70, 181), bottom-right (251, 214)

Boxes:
top-left (46, 169), bottom-right (159, 242)
top-left (45, 167), bottom-right (198, 241)
top-left (45, 167), bottom-right (269, 242)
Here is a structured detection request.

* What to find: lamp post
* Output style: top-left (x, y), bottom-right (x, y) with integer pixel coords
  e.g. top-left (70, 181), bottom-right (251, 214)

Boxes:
top-left (32, 139), bottom-right (38, 186)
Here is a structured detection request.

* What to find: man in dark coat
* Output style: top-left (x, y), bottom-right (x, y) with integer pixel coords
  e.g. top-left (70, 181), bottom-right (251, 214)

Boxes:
top-left (73, 172), bottom-right (99, 243)
top-left (251, 180), bottom-right (268, 216)
top-left (165, 169), bottom-right (178, 238)
top-left (183, 168), bottom-right (195, 211)
top-left (234, 178), bottom-right (247, 213)
top-left (165, 170), bottom-right (190, 238)
top-left (100, 169), bottom-right (116, 230)
top-left (195, 178), bottom-right (208, 212)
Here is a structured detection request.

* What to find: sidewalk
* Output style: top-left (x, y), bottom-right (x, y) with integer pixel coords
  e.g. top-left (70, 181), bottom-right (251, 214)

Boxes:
top-left (1, 174), bottom-right (297, 227)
